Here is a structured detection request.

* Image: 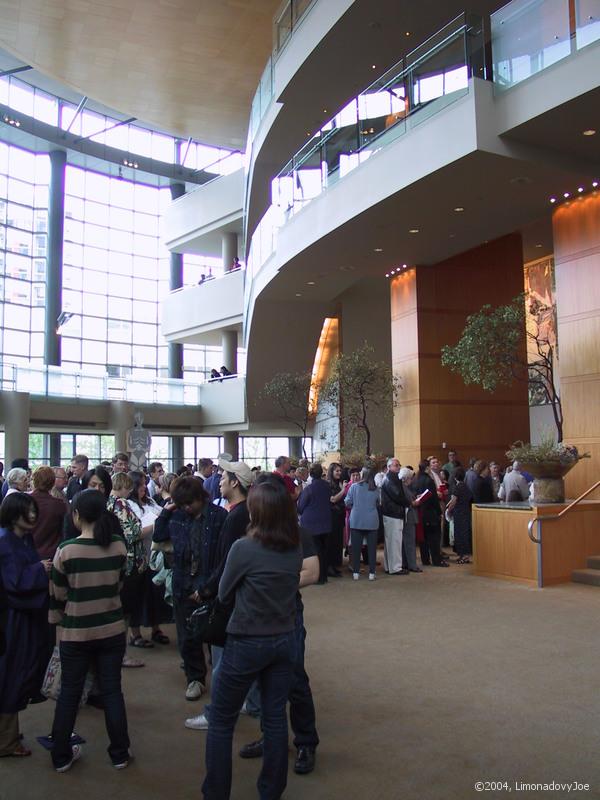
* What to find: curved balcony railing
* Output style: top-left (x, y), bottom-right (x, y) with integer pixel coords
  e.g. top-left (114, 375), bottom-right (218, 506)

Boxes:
top-left (246, 12), bottom-right (486, 281)
top-left (248, 0), bottom-right (318, 142)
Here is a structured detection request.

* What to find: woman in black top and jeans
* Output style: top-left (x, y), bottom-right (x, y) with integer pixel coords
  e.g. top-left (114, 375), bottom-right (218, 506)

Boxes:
top-left (202, 482), bottom-right (302, 800)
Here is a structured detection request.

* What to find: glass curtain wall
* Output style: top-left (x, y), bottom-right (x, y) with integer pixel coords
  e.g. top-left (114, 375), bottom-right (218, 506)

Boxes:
top-left (0, 141), bottom-right (231, 384)
top-left (0, 143), bottom-right (49, 368)
top-left (26, 433), bottom-right (311, 471)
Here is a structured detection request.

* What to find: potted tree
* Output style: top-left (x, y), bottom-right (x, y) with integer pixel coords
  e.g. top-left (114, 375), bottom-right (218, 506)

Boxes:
top-left (506, 438), bottom-right (590, 504)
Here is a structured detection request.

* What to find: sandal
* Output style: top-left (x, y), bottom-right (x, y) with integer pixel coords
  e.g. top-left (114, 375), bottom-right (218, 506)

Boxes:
top-left (151, 630), bottom-right (170, 645)
top-left (128, 635), bottom-right (154, 649)
top-left (1, 743), bottom-right (32, 757)
top-left (457, 556), bottom-right (471, 564)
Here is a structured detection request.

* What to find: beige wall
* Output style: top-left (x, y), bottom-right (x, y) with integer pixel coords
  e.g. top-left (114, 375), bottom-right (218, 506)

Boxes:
top-left (391, 233), bottom-right (531, 467)
top-left (553, 193), bottom-right (600, 496)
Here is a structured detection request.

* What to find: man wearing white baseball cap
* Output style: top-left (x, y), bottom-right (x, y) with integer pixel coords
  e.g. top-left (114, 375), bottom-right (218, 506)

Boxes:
top-left (185, 458), bottom-right (254, 731)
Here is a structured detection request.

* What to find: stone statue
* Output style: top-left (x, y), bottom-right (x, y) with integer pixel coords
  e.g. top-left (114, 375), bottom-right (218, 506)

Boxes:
top-left (127, 411), bottom-right (152, 470)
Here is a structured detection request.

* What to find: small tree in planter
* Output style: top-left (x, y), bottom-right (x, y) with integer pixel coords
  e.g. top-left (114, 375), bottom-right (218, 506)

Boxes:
top-left (260, 371), bottom-right (314, 459)
top-left (440, 294), bottom-right (563, 441)
top-left (322, 343), bottom-right (401, 457)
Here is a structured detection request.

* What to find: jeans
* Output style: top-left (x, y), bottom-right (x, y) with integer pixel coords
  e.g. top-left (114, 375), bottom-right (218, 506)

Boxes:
top-left (203, 630), bottom-right (297, 800)
top-left (51, 633), bottom-right (130, 768)
top-left (350, 529), bottom-right (377, 574)
top-left (247, 610), bottom-right (320, 750)
top-left (205, 647), bottom-right (261, 722)
top-left (174, 595), bottom-right (207, 684)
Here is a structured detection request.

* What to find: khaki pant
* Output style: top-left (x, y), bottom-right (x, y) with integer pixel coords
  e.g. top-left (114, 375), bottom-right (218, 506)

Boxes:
top-left (0, 712), bottom-right (19, 756)
top-left (383, 516), bottom-right (404, 573)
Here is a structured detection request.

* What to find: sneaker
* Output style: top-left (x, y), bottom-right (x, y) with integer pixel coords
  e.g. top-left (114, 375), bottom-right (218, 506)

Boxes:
top-left (353, 573), bottom-right (359, 581)
top-left (113, 753), bottom-right (133, 770)
top-left (369, 573), bottom-right (376, 581)
top-left (185, 713), bottom-right (209, 730)
top-left (240, 702), bottom-right (248, 715)
top-left (185, 680), bottom-right (205, 700)
top-left (55, 744), bottom-right (82, 773)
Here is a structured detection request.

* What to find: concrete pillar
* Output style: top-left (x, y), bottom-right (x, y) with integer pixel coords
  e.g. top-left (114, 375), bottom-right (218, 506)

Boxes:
top-left (288, 436), bottom-right (303, 461)
top-left (223, 431), bottom-right (239, 461)
top-left (45, 150), bottom-right (66, 367)
top-left (108, 400), bottom-right (135, 456)
top-left (222, 231), bottom-right (238, 273)
top-left (168, 182), bottom-right (186, 380)
top-left (170, 435), bottom-right (184, 471)
top-left (1, 392), bottom-right (31, 466)
top-left (221, 329), bottom-right (238, 375)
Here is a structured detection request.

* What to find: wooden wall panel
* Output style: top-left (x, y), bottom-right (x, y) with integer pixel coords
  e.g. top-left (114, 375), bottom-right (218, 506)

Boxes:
top-left (553, 193), bottom-right (600, 496)
top-left (390, 234), bottom-right (530, 466)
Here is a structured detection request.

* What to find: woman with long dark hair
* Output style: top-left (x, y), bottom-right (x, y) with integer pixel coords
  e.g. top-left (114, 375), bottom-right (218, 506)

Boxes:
top-left (49, 489), bottom-right (130, 772)
top-left (202, 481), bottom-right (302, 800)
top-left (326, 462), bottom-right (346, 578)
top-left (126, 471), bottom-right (167, 647)
top-left (0, 493), bottom-right (49, 758)
top-left (63, 466), bottom-right (113, 540)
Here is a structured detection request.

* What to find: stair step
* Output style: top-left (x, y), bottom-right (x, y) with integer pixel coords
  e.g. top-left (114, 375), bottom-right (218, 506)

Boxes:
top-left (572, 569), bottom-right (600, 586)
top-left (586, 556), bottom-right (600, 569)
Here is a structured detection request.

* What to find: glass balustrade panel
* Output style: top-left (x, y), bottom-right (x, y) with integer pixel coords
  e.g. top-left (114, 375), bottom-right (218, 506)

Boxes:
top-left (274, 1), bottom-right (292, 52)
top-left (491, 0), bottom-right (571, 90)
top-left (576, 0), bottom-right (600, 48)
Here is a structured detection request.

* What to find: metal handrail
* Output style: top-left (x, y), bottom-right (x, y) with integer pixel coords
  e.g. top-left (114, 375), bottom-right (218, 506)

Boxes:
top-left (527, 479), bottom-right (600, 543)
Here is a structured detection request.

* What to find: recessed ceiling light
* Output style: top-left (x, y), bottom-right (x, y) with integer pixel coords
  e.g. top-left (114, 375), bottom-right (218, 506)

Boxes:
top-left (454, 206), bottom-right (465, 212)
top-left (385, 273), bottom-right (390, 278)
top-left (307, 281), bottom-right (315, 285)
top-left (563, 192), bottom-right (570, 198)
top-left (408, 228), bottom-right (419, 234)
top-left (405, 31), bottom-right (410, 36)
top-left (593, 181), bottom-right (599, 188)
top-left (295, 293), bottom-right (302, 297)
top-left (583, 129), bottom-right (596, 136)
top-left (371, 64), bottom-right (377, 69)
top-left (323, 109), bottom-right (327, 114)
top-left (578, 186), bottom-right (584, 192)
top-left (550, 197), bottom-right (557, 203)
top-left (374, 247), bottom-right (383, 252)
top-left (535, 243), bottom-right (543, 248)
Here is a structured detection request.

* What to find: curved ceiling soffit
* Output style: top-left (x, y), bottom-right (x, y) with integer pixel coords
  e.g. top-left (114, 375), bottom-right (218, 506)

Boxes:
top-left (0, 0), bottom-right (282, 148)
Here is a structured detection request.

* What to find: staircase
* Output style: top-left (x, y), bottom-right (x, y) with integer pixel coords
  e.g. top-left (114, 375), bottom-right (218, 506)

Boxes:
top-left (572, 556), bottom-right (600, 586)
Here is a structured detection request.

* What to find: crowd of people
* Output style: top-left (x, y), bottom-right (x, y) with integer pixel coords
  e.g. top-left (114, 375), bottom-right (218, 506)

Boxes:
top-left (0, 446), bottom-right (533, 797)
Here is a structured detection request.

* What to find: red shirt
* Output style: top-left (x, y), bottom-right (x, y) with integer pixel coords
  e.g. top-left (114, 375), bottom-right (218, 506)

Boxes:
top-left (273, 470), bottom-right (296, 496)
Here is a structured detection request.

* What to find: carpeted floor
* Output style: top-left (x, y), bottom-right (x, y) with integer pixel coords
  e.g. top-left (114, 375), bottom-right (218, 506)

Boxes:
top-left (2, 558), bottom-right (600, 800)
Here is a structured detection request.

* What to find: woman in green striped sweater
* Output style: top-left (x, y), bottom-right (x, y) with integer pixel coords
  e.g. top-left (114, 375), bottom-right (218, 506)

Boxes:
top-left (48, 489), bottom-right (131, 773)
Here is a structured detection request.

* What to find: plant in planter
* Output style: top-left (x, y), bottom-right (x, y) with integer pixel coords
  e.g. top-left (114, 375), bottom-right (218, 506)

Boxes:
top-left (506, 438), bottom-right (590, 504)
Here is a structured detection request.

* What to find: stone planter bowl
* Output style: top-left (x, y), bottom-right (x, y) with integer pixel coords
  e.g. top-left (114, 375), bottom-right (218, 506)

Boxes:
top-left (520, 460), bottom-right (578, 480)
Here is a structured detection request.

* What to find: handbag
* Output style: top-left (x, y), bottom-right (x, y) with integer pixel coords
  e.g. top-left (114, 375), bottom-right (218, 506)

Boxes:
top-left (186, 598), bottom-right (231, 648)
top-left (41, 646), bottom-right (97, 706)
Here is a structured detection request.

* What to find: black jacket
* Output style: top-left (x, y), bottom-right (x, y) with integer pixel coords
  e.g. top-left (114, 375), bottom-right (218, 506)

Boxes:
top-left (413, 472), bottom-right (441, 525)
top-left (381, 473), bottom-right (409, 519)
top-left (204, 501), bottom-right (250, 598)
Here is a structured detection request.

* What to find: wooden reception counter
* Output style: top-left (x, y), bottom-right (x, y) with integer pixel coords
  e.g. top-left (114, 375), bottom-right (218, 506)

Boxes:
top-left (472, 501), bottom-right (600, 587)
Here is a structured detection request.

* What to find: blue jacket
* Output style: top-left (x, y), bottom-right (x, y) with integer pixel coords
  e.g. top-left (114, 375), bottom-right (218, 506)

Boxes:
top-left (297, 478), bottom-right (331, 535)
top-left (345, 481), bottom-right (379, 530)
top-left (153, 503), bottom-right (227, 600)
